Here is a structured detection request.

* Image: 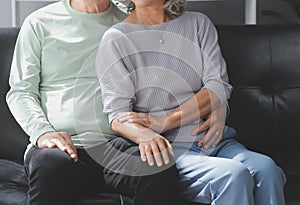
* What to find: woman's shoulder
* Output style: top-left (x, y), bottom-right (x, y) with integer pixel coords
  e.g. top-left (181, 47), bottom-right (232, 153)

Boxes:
top-left (180, 11), bottom-right (215, 30)
top-left (100, 25), bottom-right (128, 46)
top-left (182, 11), bottom-right (213, 22)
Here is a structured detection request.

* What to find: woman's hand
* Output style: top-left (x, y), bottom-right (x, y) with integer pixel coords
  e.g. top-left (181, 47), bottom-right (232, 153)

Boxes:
top-left (111, 117), bottom-right (174, 167)
top-left (138, 135), bottom-right (174, 167)
top-left (194, 104), bottom-right (227, 149)
top-left (116, 112), bottom-right (167, 133)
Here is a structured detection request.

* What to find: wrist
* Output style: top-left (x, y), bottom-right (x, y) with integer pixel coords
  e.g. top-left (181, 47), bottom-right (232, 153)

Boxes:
top-left (164, 111), bottom-right (180, 132)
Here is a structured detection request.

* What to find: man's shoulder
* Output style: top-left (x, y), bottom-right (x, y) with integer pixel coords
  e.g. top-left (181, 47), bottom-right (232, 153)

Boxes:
top-left (24, 1), bottom-right (67, 25)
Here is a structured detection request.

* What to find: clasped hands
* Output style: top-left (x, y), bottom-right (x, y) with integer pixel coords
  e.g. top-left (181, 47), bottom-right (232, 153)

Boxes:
top-left (116, 104), bottom-right (227, 167)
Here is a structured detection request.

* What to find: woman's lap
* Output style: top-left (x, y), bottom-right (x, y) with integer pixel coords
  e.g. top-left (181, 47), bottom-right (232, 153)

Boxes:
top-left (172, 129), bottom-right (286, 204)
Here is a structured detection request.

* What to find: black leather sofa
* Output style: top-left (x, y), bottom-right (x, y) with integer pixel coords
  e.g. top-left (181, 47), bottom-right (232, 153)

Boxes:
top-left (1, 25), bottom-right (300, 205)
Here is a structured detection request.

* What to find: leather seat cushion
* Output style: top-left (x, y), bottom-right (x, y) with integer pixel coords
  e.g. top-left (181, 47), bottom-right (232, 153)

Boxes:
top-left (0, 159), bottom-right (28, 205)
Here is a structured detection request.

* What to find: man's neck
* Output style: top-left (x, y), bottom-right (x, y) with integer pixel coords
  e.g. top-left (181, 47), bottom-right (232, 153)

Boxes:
top-left (70, 0), bottom-right (110, 13)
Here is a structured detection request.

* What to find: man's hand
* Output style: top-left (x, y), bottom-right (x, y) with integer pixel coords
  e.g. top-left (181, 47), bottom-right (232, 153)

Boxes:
top-left (37, 131), bottom-right (78, 162)
top-left (193, 104), bottom-right (227, 149)
top-left (139, 135), bottom-right (174, 167)
top-left (116, 112), bottom-right (167, 133)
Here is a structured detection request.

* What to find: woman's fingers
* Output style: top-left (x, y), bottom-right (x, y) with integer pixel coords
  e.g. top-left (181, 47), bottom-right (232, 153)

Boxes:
top-left (145, 145), bottom-right (155, 166)
top-left (139, 144), bottom-right (147, 162)
top-left (139, 137), bottom-right (173, 167)
top-left (151, 142), bottom-right (163, 167)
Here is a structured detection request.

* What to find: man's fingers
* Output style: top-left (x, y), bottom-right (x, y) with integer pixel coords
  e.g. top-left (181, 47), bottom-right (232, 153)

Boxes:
top-left (59, 132), bottom-right (77, 161)
top-left (49, 138), bottom-right (68, 152)
top-left (46, 141), bottom-right (56, 148)
top-left (128, 119), bottom-right (151, 127)
top-left (193, 119), bottom-right (202, 125)
top-left (49, 137), bottom-right (77, 162)
top-left (197, 135), bottom-right (206, 147)
top-left (202, 130), bottom-right (222, 149)
top-left (115, 112), bottom-right (135, 122)
top-left (117, 116), bottom-right (151, 128)
top-left (117, 116), bottom-right (133, 123)
top-left (192, 118), bottom-right (211, 136)
top-left (116, 112), bottom-right (148, 122)
top-left (197, 129), bottom-right (217, 148)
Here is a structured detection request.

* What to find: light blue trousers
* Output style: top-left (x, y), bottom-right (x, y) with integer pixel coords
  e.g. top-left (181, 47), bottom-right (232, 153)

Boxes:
top-left (173, 128), bottom-right (286, 205)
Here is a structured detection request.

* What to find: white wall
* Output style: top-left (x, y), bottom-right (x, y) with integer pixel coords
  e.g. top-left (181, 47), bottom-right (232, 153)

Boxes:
top-left (0, 0), bottom-right (298, 27)
top-left (0, 0), bottom-right (54, 27)
top-left (0, 0), bottom-right (13, 27)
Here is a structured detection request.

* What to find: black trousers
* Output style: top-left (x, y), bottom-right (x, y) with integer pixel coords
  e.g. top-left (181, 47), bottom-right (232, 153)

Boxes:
top-left (102, 137), bottom-right (182, 205)
top-left (24, 145), bottom-right (108, 205)
top-left (24, 138), bottom-right (184, 205)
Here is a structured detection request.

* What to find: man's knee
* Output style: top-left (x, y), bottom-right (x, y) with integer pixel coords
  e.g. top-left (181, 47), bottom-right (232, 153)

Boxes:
top-left (25, 147), bottom-right (74, 177)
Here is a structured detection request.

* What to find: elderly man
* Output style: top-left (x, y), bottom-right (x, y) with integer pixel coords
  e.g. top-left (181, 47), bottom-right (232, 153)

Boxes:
top-left (6, 0), bottom-right (183, 204)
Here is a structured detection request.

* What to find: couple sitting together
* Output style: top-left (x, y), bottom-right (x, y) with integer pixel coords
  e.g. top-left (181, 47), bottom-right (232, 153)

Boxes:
top-left (7, 0), bottom-right (286, 204)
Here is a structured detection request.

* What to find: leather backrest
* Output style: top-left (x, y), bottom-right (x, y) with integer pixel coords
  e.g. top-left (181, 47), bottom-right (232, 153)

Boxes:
top-left (0, 28), bottom-right (28, 163)
top-left (218, 25), bottom-right (300, 150)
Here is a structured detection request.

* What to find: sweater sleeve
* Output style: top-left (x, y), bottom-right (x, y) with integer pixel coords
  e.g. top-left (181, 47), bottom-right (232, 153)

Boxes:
top-left (198, 14), bottom-right (233, 105)
top-left (6, 18), bottom-right (55, 146)
top-left (95, 28), bottom-right (136, 125)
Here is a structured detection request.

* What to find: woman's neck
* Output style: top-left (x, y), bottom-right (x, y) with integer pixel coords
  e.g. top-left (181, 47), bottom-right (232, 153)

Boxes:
top-left (70, 0), bottom-right (110, 13)
top-left (124, 3), bottom-right (166, 25)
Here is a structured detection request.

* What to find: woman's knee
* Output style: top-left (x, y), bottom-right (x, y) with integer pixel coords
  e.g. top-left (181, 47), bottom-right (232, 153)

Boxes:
top-left (223, 161), bottom-right (254, 188)
top-left (251, 154), bottom-right (286, 184)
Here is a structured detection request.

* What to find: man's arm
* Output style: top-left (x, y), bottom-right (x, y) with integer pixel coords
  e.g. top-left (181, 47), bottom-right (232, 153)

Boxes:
top-left (116, 88), bottom-right (221, 133)
top-left (6, 18), bottom-right (77, 161)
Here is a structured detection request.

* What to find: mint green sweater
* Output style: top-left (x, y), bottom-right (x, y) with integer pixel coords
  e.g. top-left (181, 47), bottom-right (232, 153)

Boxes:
top-left (6, 0), bottom-right (126, 156)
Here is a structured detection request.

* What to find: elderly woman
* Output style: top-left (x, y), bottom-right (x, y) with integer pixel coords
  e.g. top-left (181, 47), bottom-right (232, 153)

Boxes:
top-left (96, 0), bottom-right (286, 204)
